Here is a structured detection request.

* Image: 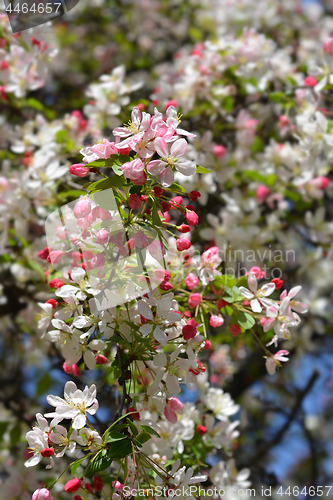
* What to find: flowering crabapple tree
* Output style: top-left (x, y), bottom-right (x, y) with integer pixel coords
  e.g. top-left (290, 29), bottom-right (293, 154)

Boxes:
top-left (0, 0), bottom-right (332, 498)
top-left (23, 106), bottom-right (308, 500)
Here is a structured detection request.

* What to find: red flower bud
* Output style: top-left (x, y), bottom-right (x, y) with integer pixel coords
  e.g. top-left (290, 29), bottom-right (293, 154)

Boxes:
top-left (46, 299), bottom-right (58, 309)
top-left (176, 238), bottom-right (191, 251)
top-left (189, 190), bottom-right (201, 201)
top-left (49, 278), bottom-right (64, 289)
top-left (41, 448), bottom-right (54, 458)
top-left (178, 224), bottom-right (191, 233)
top-left (64, 478), bottom-right (82, 493)
top-left (94, 476), bottom-right (104, 492)
top-left (128, 406), bottom-right (140, 421)
top-left (197, 425), bottom-right (207, 435)
top-left (271, 278), bottom-right (283, 290)
top-left (96, 355), bottom-right (108, 364)
top-left (182, 324), bottom-right (197, 340)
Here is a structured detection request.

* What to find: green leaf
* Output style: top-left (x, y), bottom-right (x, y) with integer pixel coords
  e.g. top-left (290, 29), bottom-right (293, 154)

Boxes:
top-left (112, 163), bottom-right (123, 176)
top-left (36, 373), bottom-right (51, 397)
top-left (10, 424), bottom-right (21, 445)
top-left (152, 203), bottom-right (163, 226)
top-left (71, 456), bottom-right (87, 476)
top-left (327, 120), bottom-right (333, 134)
top-left (0, 422), bottom-right (9, 442)
top-left (196, 165), bottom-right (211, 174)
top-left (169, 182), bottom-right (186, 193)
top-left (235, 275), bottom-right (248, 288)
top-left (139, 425), bottom-right (160, 438)
top-left (26, 97), bottom-right (44, 111)
top-left (86, 159), bottom-right (113, 168)
top-left (85, 454), bottom-right (112, 477)
top-left (234, 309), bottom-right (255, 330)
top-left (222, 96), bottom-right (234, 113)
top-left (87, 175), bottom-right (126, 192)
top-left (26, 260), bottom-right (45, 280)
top-left (107, 439), bottom-right (132, 460)
top-left (58, 190), bottom-right (87, 201)
top-left (126, 418), bottom-right (139, 437)
top-left (135, 432), bottom-right (151, 445)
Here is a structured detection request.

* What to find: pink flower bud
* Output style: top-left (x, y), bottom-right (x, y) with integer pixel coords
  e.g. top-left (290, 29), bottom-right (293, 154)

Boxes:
top-left (185, 273), bottom-right (199, 291)
top-left (32, 488), bottom-right (54, 500)
top-left (186, 210), bottom-right (199, 226)
top-left (128, 193), bottom-right (142, 209)
top-left (74, 199), bottom-right (91, 219)
top-left (0, 176), bottom-right (9, 192)
top-left (209, 315), bottom-right (224, 327)
top-left (168, 397), bottom-right (184, 413)
top-left (165, 100), bottom-right (178, 109)
top-left (47, 250), bottom-right (64, 265)
top-left (213, 145), bottom-right (226, 158)
top-left (90, 253), bottom-right (105, 269)
top-left (72, 364), bottom-right (80, 377)
top-left (176, 238), bottom-right (191, 251)
top-left (69, 164), bottom-right (89, 177)
top-left (64, 478), bottom-right (82, 493)
top-left (256, 185), bottom-right (270, 202)
top-left (312, 176), bottom-right (330, 189)
top-left (323, 37), bottom-right (333, 55)
top-left (95, 229), bottom-right (109, 245)
top-left (304, 76), bottom-right (318, 87)
top-left (188, 293), bottom-right (202, 308)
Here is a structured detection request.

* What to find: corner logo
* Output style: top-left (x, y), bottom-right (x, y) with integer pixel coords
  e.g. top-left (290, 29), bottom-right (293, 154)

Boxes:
top-left (4, 0), bottom-right (79, 33)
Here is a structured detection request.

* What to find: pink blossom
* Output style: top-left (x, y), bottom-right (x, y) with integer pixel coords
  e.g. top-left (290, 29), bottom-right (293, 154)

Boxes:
top-left (90, 138), bottom-right (118, 159)
top-left (209, 315), bottom-right (224, 327)
top-left (256, 185), bottom-right (270, 202)
top-left (185, 272), bottom-right (199, 290)
top-left (323, 37), bottom-right (333, 55)
top-left (188, 293), bottom-right (202, 308)
top-left (304, 76), bottom-right (318, 87)
top-left (213, 145), bottom-right (226, 158)
top-left (164, 397), bottom-right (184, 423)
top-left (95, 229), bottom-right (109, 245)
top-left (74, 199), bottom-right (91, 219)
top-left (32, 489), bottom-right (54, 500)
top-left (121, 158), bottom-right (147, 185)
top-left (265, 350), bottom-right (289, 375)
